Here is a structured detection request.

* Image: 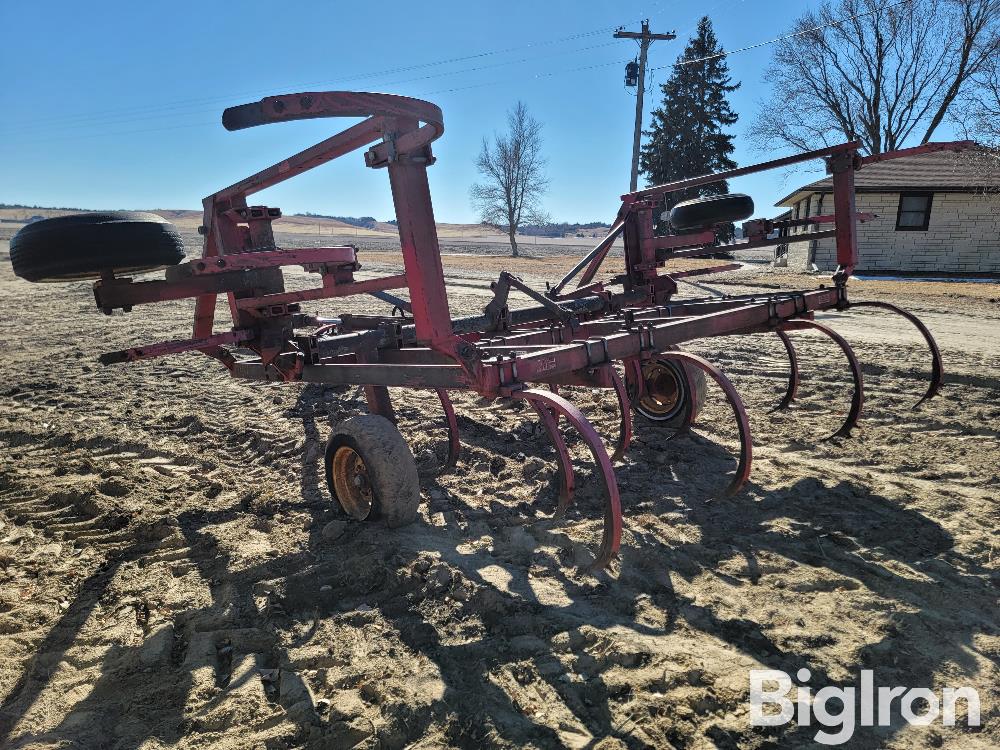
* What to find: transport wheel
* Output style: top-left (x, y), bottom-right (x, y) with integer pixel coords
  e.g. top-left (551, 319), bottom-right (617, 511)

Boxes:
top-left (634, 358), bottom-right (708, 428)
top-left (10, 212), bottom-right (185, 282)
top-left (669, 194), bottom-right (754, 231)
top-left (324, 414), bottom-right (419, 528)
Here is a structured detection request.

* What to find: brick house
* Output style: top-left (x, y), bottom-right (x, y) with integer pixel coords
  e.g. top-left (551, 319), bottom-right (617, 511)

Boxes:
top-left (774, 145), bottom-right (1000, 275)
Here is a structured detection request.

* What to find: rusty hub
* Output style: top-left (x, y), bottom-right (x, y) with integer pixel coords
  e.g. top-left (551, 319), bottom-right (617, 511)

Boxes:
top-left (639, 361), bottom-right (685, 419)
top-left (330, 446), bottom-right (374, 520)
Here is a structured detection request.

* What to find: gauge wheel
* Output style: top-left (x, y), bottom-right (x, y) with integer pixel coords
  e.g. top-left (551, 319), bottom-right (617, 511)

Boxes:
top-left (324, 414), bottom-right (419, 528)
top-left (634, 358), bottom-right (707, 428)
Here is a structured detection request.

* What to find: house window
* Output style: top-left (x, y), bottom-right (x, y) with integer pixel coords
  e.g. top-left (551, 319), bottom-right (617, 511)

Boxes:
top-left (895, 192), bottom-right (933, 231)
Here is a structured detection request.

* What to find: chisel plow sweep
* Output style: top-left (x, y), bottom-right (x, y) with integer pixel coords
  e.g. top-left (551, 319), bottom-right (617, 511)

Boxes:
top-left (12, 92), bottom-right (968, 570)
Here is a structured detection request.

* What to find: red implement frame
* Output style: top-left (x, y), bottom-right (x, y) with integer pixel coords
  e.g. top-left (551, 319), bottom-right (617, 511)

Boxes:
top-left (90, 92), bottom-right (965, 569)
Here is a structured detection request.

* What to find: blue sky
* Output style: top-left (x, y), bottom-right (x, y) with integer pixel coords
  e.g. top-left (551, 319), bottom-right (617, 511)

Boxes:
top-left (0, 0), bottom-right (954, 223)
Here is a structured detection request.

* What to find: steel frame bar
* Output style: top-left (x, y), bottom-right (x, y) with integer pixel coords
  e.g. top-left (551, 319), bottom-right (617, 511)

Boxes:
top-left (858, 140), bottom-right (975, 167)
top-left (386, 150), bottom-right (456, 348)
top-left (97, 329), bottom-right (254, 365)
top-left (504, 289), bottom-right (841, 385)
top-left (550, 217), bottom-right (625, 295)
top-left (165, 246), bottom-right (357, 279)
top-left (655, 229), bottom-right (839, 262)
top-left (95, 269), bottom-right (279, 311)
top-left (623, 141), bottom-right (862, 202)
top-left (234, 274), bottom-right (409, 310)
top-left (214, 117), bottom-right (384, 202)
top-left (231, 361), bottom-right (469, 388)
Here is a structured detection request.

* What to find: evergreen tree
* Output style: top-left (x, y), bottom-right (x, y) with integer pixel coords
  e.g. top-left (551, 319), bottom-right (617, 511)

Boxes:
top-left (640, 16), bottom-right (739, 235)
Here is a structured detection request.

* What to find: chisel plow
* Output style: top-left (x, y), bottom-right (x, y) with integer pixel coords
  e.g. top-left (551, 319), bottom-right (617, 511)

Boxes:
top-left (12, 92), bottom-right (966, 570)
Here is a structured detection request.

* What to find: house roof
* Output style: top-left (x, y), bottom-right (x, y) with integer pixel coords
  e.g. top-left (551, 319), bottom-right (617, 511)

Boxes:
top-left (775, 145), bottom-right (1000, 207)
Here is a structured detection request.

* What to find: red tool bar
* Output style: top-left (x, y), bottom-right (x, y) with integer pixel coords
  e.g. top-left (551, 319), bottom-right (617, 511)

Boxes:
top-left (374, 349), bottom-right (454, 366)
top-left (510, 288), bottom-right (839, 382)
top-left (99, 329), bottom-right (254, 365)
top-left (574, 217), bottom-right (627, 289)
top-left (213, 118), bottom-right (384, 203)
top-left (213, 91), bottom-right (446, 202)
top-left (623, 141), bottom-right (861, 201)
top-left (387, 154), bottom-right (456, 346)
top-left (303, 363), bottom-right (468, 388)
top-left (832, 161), bottom-right (858, 276)
top-left (167, 247), bottom-right (356, 279)
top-left (95, 268), bottom-right (278, 310)
top-left (770, 212), bottom-right (875, 229)
top-left (478, 315), bottom-right (700, 350)
top-left (647, 230), bottom-right (717, 251)
top-left (230, 360), bottom-right (469, 389)
top-left (223, 91), bottom-right (444, 138)
top-left (859, 140), bottom-right (975, 166)
top-left (551, 216), bottom-right (626, 296)
top-left (669, 263), bottom-right (742, 278)
top-left (657, 229), bottom-right (839, 262)
top-left (235, 274), bottom-right (409, 310)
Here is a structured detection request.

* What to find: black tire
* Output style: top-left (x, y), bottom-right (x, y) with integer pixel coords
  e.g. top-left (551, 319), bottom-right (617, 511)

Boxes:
top-left (10, 212), bottom-right (185, 282)
top-left (324, 414), bottom-right (419, 528)
top-left (633, 358), bottom-right (708, 428)
top-left (669, 194), bottom-right (754, 231)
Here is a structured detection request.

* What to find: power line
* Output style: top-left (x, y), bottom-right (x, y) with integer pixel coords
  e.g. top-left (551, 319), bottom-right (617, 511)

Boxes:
top-left (12, 121), bottom-right (217, 146)
top-left (0, 23), bottom-right (642, 135)
top-left (425, 1), bottom-right (911, 103)
top-left (8, 1), bottom-right (909, 144)
top-left (425, 0), bottom-right (916, 99)
top-left (425, 59), bottom-right (627, 95)
top-left (7, 54), bottom-right (637, 145)
top-left (421, 0), bottom-right (741, 99)
top-left (1, 7), bottom-right (708, 140)
top-left (1, 41), bottom-right (620, 139)
top-left (650, 0), bottom-right (915, 71)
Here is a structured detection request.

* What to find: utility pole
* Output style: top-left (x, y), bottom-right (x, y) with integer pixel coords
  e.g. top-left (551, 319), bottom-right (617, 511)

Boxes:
top-left (615, 20), bottom-right (675, 192)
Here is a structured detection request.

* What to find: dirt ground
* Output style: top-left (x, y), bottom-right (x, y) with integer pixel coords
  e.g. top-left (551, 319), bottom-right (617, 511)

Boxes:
top-left (0, 233), bottom-right (998, 750)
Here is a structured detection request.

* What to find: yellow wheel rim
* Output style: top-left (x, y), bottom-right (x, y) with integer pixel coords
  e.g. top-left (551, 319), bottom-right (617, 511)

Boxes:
top-left (639, 361), bottom-right (684, 418)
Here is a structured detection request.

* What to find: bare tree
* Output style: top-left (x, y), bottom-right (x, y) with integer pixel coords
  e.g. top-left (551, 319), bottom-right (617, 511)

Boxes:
top-left (955, 51), bottom-right (1000, 144)
top-left (751, 0), bottom-right (999, 155)
top-left (470, 101), bottom-right (548, 257)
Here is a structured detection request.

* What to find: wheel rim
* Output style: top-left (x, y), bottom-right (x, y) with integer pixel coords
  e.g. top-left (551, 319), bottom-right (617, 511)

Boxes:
top-left (330, 446), bottom-right (374, 519)
top-left (638, 361), bottom-right (686, 420)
